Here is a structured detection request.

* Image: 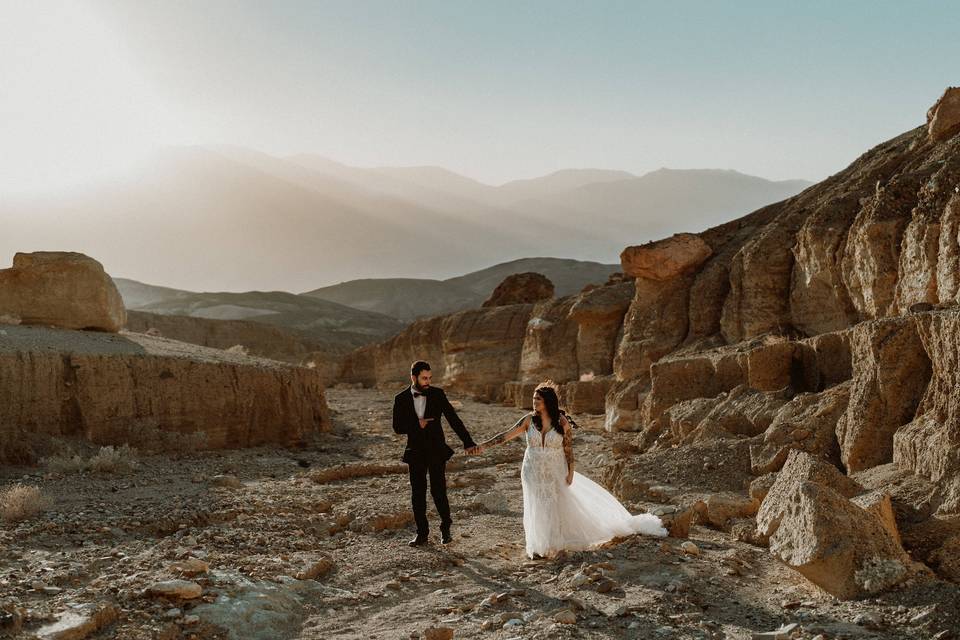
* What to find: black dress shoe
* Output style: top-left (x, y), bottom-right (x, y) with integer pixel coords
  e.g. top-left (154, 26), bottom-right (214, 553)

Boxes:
top-left (440, 529), bottom-right (452, 545)
top-left (408, 534), bottom-right (429, 547)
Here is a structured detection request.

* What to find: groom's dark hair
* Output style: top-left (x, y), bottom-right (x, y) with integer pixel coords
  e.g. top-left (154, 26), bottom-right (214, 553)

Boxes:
top-left (411, 360), bottom-right (431, 377)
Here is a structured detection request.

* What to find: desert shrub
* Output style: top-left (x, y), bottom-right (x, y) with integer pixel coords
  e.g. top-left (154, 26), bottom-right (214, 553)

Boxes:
top-left (89, 445), bottom-right (139, 473)
top-left (225, 344), bottom-right (249, 355)
top-left (112, 420), bottom-right (210, 457)
top-left (0, 484), bottom-right (49, 523)
top-left (45, 452), bottom-right (90, 474)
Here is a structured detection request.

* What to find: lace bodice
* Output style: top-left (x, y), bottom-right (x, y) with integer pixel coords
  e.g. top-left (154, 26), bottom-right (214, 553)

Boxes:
top-left (526, 422), bottom-right (564, 450)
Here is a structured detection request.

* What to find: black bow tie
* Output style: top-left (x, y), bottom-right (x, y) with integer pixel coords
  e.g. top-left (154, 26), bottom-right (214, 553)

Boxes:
top-left (413, 391), bottom-right (425, 397)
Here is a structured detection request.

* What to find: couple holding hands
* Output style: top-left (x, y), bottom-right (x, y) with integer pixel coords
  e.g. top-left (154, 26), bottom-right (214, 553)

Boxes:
top-left (392, 360), bottom-right (665, 558)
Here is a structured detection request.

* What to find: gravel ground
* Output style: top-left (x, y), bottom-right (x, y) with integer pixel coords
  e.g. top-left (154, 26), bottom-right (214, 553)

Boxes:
top-left (1, 387), bottom-right (958, 639)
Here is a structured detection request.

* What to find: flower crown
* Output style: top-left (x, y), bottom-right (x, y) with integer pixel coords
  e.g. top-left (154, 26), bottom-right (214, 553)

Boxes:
top-left (534, 379), bottom-right (561, 395)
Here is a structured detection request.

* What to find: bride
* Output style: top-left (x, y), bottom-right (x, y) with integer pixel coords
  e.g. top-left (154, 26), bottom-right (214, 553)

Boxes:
top-left (476, 383), bottom-right (666, 559)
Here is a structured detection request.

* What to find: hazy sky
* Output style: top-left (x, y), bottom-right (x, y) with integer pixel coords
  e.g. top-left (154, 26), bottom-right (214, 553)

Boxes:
top-left (1, 0), bottom-right (958, 193)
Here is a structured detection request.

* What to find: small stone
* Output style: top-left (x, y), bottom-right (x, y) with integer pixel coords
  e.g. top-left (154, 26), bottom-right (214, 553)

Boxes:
top-left (854, 612), bottom-right (883, 628)
top-left (145, 580), bottom-right (203, 600)
top-left (295, 557), bottom-right (334, 580)
top-left (595, 579), bottom-right (616, 594)
top-left (170, 558), bottom-right (209, 577)
top-left (751, 622), bottom-right (799, 640)
top-left (680, 541), bottom-right (700, 556)
top-left (386, 581), bottom-right (402, 590)
top-left (423, 625), bottom-right (454, 640)
top-left (554, 610), bottom-right (577, 625)
top-left (569, 572), bottom-right (589, 588)
top-left (210, 474), bottom-right (242, 489)
top-left (502, 619), bottom-right (524, 629)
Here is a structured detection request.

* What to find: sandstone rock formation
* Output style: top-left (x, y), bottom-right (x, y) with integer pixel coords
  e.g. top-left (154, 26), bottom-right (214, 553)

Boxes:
top-left (334, 89), bottom-right (960, 596)
top-left (482, 272), bottom-right (554, 307)
top-left (927, 86), bottom-right (960, 143)
top-left (0, 324), bottom-right (329, 462)
top-left (0, 252), bottom-right (126, 332)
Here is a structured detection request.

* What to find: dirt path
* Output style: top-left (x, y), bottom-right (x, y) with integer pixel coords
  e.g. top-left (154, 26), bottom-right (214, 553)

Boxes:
top-left (2, 388), bottom-right (957, 639)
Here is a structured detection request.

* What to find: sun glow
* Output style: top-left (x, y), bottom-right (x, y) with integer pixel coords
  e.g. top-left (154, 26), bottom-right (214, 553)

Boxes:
top-left (0, 2), bottom-right (184, 194)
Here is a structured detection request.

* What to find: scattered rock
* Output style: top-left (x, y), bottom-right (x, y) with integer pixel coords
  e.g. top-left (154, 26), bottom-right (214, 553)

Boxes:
top-left (145, 580), bottom-right (203, 600)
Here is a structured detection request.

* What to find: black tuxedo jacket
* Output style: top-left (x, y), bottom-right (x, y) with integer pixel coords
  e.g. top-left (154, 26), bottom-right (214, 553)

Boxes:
top-left (392, 386), bottom-right (476, 464)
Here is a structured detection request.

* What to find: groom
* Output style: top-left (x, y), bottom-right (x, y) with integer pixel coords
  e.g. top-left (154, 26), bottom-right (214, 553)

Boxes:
top-left (392, 360), bottom-right (478, 546)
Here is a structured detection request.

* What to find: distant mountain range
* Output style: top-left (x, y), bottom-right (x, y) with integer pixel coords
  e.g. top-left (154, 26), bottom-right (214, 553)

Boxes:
top-left (1, 146), bottom-right (812, 294)
top-left (114, 278), bottom-right (405, 346)
top-left (116, 256), bottom-right (620, 326)
top-left (301, 257), bottom-right (621, 321)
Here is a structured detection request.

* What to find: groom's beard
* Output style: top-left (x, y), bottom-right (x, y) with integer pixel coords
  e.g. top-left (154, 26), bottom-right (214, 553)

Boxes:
top-left (413, 382), bottom-right (429, 392)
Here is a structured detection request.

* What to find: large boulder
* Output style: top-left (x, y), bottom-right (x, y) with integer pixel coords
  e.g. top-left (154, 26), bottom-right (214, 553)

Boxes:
top-left (0, 252), bottom-right (126, 332)
top-left (756, 451), bottom-right (918, 599)
top-left (927, 86), bottom-right (960, 143)
top-left (619, 233), bottom-right (712, 281)
top-left (482, 272), bottom-right (554, 307)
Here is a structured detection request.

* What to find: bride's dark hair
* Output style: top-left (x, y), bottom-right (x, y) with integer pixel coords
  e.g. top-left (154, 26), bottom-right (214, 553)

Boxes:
top-left (532, 384), bottom-right (577, 434)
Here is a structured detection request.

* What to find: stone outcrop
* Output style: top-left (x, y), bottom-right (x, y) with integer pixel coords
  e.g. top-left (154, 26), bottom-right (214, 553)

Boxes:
top-left (518, 297), bottom-right (579, 383)
top-left (0, 324), bottom-right (329, 462)
top-left (750, 383), bottom-right (850, 475)
top-left (927, 86), bottom-right (960, 143)
top-left (568, 281), bottom-right (633, 377)
top-left (0, 252), bottom-right (126, 332)
top-left (482, 272), bottom-right (554, 307)
top-left (440, 305), bottom-right (532, 400)
top-left (893, 310), bottom-right (960, 514)
top-left (836, 317), bottom-right (930, 473)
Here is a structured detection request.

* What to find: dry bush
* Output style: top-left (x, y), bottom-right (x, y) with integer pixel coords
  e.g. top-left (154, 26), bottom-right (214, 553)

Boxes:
top-left (113, 420), bottom-right (209, 457)
top-left (0, 484), bottom-right (50, 523)
top-left (45, 452), bottom-right (90, 474)
top-left (225, 344), bottom-right (249, 355)
top-left (89, 445), bottom-right (139, 473)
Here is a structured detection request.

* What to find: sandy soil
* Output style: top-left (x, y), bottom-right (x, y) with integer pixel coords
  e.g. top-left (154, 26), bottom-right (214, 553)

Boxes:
top-left (1, 387), bottom-right (958, 640)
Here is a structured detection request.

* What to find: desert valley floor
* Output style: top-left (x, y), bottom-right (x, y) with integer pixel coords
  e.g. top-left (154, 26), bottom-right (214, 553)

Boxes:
top-left (2, 388), bottom-right (959, 640)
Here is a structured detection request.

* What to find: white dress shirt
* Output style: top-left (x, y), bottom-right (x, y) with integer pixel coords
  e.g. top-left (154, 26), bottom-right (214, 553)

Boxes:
top-left (411, 386), bottom-right (427, 419)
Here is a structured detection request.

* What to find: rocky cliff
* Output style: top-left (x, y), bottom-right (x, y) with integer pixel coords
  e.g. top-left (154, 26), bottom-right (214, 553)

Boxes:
top-left (336, 89), bottom-right (960, 597)
top-left (0, 324), bottom-right (330, 463)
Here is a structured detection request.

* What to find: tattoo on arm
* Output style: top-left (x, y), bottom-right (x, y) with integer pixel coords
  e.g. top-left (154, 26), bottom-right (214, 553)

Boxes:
top-left (562, 422), bottom-right (574, 471)
top-left (481, 414), bottom-right (529, 449)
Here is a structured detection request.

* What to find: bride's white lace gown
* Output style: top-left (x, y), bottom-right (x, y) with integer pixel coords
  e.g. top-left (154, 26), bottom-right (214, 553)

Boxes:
top-left (520, 421), bottom-right (666, 558)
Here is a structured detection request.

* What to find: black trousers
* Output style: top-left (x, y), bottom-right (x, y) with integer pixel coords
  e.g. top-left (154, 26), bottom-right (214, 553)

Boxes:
top-left (408, 459), bottom-right (451, 536)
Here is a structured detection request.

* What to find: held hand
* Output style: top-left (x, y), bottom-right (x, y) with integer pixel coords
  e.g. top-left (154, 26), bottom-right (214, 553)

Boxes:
top-left (565, 471), bottom-right (574, 486)
top-left (418, 418), bottom-right (434, 429)
top-left (465, 445), bottom-right (481, 455)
